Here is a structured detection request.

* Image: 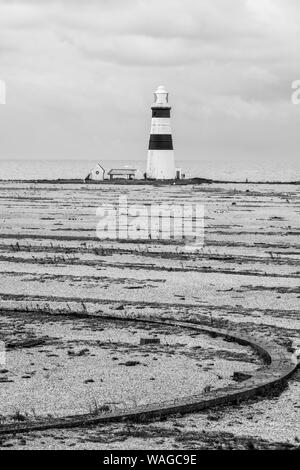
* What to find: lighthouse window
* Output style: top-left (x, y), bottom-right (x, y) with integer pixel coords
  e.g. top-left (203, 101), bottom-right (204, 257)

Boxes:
top-left (96, 171), bottom-right (99, 174)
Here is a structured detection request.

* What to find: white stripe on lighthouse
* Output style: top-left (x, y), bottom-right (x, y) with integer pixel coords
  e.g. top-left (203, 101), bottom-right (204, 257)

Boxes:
top-left (150, 118), bottom-right (172, 135)
top-left (147, 150), bottom-right (175, 180)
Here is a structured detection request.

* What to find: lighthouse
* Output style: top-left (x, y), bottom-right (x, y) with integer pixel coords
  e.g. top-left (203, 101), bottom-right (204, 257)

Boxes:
top-left (146, 85), bottom-right (175, 180)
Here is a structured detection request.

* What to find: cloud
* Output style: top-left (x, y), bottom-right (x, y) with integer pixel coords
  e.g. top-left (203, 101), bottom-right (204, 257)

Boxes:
top-left (0, 0), bottom-right (299, 163)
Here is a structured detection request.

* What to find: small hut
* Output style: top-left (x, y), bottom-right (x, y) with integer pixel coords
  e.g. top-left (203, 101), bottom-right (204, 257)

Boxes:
top-left (85, 163), bottom-right (105, 181)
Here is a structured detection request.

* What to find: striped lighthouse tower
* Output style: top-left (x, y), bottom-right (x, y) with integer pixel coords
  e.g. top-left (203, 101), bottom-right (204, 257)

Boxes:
top-left (146, 85), bottom-right (175, 180)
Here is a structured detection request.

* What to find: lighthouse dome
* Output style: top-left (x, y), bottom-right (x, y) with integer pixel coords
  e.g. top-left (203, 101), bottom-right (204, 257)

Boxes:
top-left (156, 85), bottom-right (167, 93)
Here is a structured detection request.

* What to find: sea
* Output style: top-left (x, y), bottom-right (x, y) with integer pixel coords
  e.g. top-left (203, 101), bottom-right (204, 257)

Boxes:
top-left (0, 159), bottom-right (299, 182)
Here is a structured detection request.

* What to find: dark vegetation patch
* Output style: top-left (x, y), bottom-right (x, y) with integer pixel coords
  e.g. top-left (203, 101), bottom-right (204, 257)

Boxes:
top-left (43, 424), bottom-right (300, 450)
top-left (239, 285), bottom-right (300, 294)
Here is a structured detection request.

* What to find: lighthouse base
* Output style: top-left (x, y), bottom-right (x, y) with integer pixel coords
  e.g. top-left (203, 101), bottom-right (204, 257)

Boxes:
top-left (146, 150), bottom-right (175, 180)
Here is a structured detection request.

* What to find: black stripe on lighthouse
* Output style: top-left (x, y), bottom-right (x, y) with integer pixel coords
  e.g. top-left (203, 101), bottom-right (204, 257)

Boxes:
top-left (151, 107), bottom-right (171, 118)
top-left (148, 134), bottom-right (173, 150)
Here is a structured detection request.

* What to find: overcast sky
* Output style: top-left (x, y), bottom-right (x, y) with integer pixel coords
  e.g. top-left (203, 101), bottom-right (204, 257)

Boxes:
top-left (0, 0), bottom-right (299, 166)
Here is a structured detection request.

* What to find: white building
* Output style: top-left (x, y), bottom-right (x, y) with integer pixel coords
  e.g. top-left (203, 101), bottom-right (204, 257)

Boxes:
top-left (85, 163), bottom-right (105, 181)
top-left (108, 168), bottom-right (143, 180)
top-left (146, 85), bottom-right (175, 180)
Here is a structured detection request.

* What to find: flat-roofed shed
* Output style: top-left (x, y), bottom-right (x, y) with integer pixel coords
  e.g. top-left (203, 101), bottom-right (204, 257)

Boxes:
top-left (108, 169), bottom-right (139, 180)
